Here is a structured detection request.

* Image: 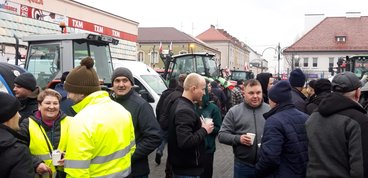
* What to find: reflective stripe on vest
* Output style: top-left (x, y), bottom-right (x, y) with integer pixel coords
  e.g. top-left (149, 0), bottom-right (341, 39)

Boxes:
top-left (64, 140), bottom-right (135, 169)
top-left (29, 117), bottom-right (71, 175)
top-left (95, 167), bottom-right (131, 178)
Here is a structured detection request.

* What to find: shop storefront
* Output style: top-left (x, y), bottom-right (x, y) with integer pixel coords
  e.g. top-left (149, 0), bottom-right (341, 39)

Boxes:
top-left (0, 0), bottom-right (138, 63)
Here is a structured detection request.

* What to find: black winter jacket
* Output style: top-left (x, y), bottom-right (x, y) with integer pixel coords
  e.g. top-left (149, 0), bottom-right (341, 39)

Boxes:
top-left (111, 89), bottom-right (161, 177)
top-left (18, 87), bottom-right (40, 123)
top-left (168, 96), bottom-right (207, 176)
top-left (156, 87), bottom-right (175, 124)
top-left (159, 86), bottom-right (184, 130)
top-left (18, 98), bottom-right (38, 123)
top-left (0, 124), bottom-right (34, 178)
top-left (290, 87), bottom-right (307, 114)
top-left (305, 91), bottom-right (330, 115)
top-left (306, 92), bottom-right (368, 178)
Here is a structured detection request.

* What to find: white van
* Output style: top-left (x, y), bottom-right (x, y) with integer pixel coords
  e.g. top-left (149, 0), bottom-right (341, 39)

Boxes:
top-left (112, 60), bottom-right (167, 115)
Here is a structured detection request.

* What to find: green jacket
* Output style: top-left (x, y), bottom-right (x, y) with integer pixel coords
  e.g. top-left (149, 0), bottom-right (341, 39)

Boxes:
top-left (195, 87), bottom-right (222, 153)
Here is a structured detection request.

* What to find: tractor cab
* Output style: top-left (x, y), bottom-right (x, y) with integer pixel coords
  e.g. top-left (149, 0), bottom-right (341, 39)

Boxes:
top-left (23, 33), bottom-right (118, 89)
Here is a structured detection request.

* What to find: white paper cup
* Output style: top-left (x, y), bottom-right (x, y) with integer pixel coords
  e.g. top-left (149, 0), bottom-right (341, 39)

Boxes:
top-left (52, 150), bottom-right (62, 166)
top-left (205, 118), bottom-right (213, 124)
top-left (246, 133), bottom-right (256, 145)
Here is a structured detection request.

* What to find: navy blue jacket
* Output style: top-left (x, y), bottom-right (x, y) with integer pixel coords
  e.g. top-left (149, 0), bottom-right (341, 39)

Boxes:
top-left (256, 103), bottom-right (308, 178)
top-left (54, 83), bottom-right (75, 116)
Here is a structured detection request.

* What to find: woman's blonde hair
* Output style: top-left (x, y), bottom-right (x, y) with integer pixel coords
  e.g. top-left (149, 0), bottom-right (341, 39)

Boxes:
top-left (37, 88), bottom-right (62, 104)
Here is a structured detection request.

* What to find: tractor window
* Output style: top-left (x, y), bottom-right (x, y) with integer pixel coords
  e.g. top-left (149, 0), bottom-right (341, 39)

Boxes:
top-left (26, 44), bottom-right (60, 89)
top-left (169, 55), bottom-right (218, 80)
top-left (231, 72), bottom-right (247, 81)
top-left (171, 56), bottom-right (195, 79)
top-left (354, 60), bottom-right (368, 78)
top-left (204, 57), bottom-right (218, 77)
top-left (73, 40), bottom-right (113, 85)
top-left (196, 56), bottom-right (205, 75)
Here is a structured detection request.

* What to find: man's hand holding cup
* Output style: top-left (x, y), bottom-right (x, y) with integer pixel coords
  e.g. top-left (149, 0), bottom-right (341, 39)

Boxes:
top-left (240, 133), bottom-right (256, 146)
top-left (201, 117), bottom-right (214, 134)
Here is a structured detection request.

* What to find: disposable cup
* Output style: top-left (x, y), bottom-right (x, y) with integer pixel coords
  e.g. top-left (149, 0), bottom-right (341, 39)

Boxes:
top-left (52, 150), bottom-right (62, 166)
top-left (246, 133), bottom-right (256, 145)
top-left (205, 118), bottom-right (213, 124)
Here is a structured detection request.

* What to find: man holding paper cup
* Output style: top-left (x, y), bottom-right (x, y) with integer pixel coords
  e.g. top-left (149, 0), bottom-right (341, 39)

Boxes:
top-left (255, 80), bottom-right (308, 177)
top-left (167, 73), bottom-right (214, 178)
top-left (219, 79), bottom-right (270, 178)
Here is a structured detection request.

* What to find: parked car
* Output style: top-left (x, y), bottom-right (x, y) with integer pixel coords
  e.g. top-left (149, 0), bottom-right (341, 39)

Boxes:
top-left (0, 62), bottom-right (26, 95)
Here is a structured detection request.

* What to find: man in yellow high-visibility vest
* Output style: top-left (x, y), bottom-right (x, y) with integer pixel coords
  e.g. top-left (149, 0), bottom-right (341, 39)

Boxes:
top-left (63, 57), bottom-right (135, 178)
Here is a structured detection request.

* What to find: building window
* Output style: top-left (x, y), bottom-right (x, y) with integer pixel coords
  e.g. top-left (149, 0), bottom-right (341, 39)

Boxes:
top-left (150, 51), bottom-right (158, 64)
top-left (295, 58), bottom-right (300, 67)
top-left (335, 36), bottom-right (346, 42)
top-left (329, 57), bottom-right (334, 67)
top-left (313, 57), bottom-right (318, 67)
top-left (138, 51), bottom-right (144, 62)
top-left (303, 57), bottom-right (308, 67)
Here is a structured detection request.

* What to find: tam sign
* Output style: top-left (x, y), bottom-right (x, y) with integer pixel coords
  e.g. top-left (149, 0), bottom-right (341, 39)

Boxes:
top-left (68, 17), bottom-right (137, 42)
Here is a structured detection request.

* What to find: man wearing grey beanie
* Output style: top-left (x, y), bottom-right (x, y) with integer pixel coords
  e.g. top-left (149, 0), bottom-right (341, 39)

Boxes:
top-left (111, 67), bottom-right (161, 178)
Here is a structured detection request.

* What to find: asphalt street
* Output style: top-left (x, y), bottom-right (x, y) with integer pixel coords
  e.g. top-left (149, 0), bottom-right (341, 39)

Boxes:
top-left (148, 139), bottom-right (234, 178)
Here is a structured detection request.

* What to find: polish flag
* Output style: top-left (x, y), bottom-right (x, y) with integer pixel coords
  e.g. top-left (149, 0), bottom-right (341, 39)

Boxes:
top-left (244, 63), bottom-right (249, 71)
top-left (159, 42), bottom-right (163, 53)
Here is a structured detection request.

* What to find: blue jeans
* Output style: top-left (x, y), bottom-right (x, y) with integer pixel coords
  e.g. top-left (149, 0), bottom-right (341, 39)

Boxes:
top-left (173, 175), bottom-right (200, 178)
top-left (234, 159), bottom-right (256, 178)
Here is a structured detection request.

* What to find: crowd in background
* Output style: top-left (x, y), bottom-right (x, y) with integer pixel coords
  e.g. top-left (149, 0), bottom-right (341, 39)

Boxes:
top-left (1, 58), bottom-right (368, 178)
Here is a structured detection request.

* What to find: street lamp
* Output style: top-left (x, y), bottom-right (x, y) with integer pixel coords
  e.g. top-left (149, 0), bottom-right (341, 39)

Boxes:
top-left (261, 43), bottom-right (281, 79)
top-left (189, 43), bottom-right (195, 54)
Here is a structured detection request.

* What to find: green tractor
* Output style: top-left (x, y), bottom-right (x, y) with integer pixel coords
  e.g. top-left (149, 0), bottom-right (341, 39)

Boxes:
top-left (330, 55), bottom-right (368, 79)
top-left (160, 52), bottom-right (231, 86)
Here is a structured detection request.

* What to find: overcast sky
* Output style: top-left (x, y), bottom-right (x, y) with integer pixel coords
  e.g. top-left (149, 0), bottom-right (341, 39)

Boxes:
top-left (76, 0), bottom-right (367, 50)
top-left (75, 0), bottom-right (367, 71)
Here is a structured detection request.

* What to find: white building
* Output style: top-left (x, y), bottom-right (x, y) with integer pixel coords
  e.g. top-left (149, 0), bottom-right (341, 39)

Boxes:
top-left (284, 12), bottom-right (368, 80)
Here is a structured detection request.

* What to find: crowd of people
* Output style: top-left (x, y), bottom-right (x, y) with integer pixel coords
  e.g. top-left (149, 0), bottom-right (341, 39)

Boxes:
top-left (1, 56), bottom-right (368, 178)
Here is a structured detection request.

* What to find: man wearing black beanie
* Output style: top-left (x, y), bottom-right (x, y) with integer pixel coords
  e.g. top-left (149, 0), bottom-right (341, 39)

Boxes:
top-left (13, 72), bottom-right (40, 122)
top-left (0, 92), bottom-right (34, 177)
top-left (256, 81), bottom-right (309, 177)
top-left (289, 68), bottom-right (308, 113)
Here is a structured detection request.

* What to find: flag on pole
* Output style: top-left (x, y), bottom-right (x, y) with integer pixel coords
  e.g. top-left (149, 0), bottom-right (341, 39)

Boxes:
top-left (169, 42), bottom-right (173, 51)
top-left (159, 42), bottom-right (163, 53)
